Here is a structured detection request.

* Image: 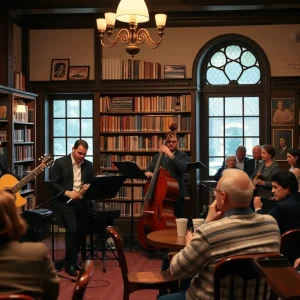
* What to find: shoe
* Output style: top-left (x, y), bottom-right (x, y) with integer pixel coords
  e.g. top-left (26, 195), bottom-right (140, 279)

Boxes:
top-left (73, 264), bottom-right (81, 271)
top-left (65, 265), bottom-right (77, 277)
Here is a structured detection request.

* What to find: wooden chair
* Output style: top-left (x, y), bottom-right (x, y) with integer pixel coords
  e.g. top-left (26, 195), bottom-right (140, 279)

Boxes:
top-left (72, 260), bottom-right (94, 300)
top-left (0, 296), bottom-right (35, 300)
top-left (106, 226), bottom-right (179, 300)
top-left (214, 253), bottom-right (282, 300)
top-left (280, 229), bottom-right (300, 265)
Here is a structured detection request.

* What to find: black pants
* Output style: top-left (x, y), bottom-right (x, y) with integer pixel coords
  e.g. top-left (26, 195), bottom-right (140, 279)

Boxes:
top-left (174, 197), bottom-right (185, 218)
top-left (54, 200), bottom-right (89, 268)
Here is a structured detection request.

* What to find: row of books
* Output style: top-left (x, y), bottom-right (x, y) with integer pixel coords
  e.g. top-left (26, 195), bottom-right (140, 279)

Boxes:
top-left (100, 95), bottom-right (192, 112)
top-left (100, 154), bottom-right (153, 170)
top-left (13, 145), bottom-right (34, 161)
top-left (100, 134), bottom-right (191, 151)
top-left (105, 201), bottom-right (142, 217)
top-left (20, 195), bottom-right (35, 211)
top-left (116, 186), bottom-right (144, 201)
top-left (14, 106), bottom-right (34, 123)
top-left (14, 129), bottom-right (32, 142)
top-left (14, 72), bottom-right (26, 91)
top-left (102, 58), bottom-right (162, 80)
top-left (100, 115), bottom-right (191, 132)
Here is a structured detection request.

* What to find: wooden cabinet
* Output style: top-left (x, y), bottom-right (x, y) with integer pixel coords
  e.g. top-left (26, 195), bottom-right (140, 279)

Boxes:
top-left (0, 85), bottom-right (38, 209)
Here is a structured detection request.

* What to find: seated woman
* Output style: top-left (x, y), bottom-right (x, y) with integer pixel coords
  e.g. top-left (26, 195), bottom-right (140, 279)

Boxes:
top-left (213, 154), bottom-right (237, 182)
top-left (251, 144), bottom-right (279, 199)
top-left (287, 148), bottom-right (300, 191)
top-left (253, 170), bottom-right (300, 235)
top-left (0, 191), bottom-right (59, 299)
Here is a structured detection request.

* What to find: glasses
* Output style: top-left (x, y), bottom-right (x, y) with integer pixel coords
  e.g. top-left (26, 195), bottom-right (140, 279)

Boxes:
top-left (212, 189), bottom-right (224, 197)
top-left (166, 140), bottom-right (177, 144)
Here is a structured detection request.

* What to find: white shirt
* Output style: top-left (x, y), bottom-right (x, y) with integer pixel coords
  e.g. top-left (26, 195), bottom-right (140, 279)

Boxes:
top-left (71, 153), bottom-right (82, 192)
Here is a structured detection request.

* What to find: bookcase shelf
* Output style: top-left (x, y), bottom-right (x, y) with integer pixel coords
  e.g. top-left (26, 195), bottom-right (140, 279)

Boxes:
top-left (0, 85), bottom-right (37, 210)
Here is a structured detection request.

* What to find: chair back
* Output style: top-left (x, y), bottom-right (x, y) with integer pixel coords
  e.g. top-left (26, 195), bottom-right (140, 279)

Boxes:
top-left (214, 253), bottom-right (281, 300)
top-left (280, 228), bottom-right (300, 264)
top-left (106, 226), bottom-right (129, 284)
top-left (72, 260), bottom-right (94, 300)
top-left (0, 296), bottom-right (35, 300)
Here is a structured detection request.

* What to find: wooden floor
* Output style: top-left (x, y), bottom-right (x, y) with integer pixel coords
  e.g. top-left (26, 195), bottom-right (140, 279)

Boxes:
top-left (47, 237), bottom-right (163, 300)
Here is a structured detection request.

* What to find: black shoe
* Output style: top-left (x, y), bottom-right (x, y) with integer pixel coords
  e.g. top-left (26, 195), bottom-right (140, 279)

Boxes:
top-left (65, 265), bottom-right (77, 277)
top-left (73, 264), bottom-right (81, 271)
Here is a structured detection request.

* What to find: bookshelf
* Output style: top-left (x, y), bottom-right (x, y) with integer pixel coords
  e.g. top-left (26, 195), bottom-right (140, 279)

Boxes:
top-left (0, 85), bottom-right (37, 210)
top-left (99, 82), bottom-right (193, 219)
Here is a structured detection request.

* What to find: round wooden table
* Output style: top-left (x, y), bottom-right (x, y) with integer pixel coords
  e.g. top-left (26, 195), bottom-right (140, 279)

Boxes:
top-left (146, 229), bottom-right (186, 250)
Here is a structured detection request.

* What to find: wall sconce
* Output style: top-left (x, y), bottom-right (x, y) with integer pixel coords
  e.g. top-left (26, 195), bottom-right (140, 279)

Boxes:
top-left (96, 0), bottom-right (167, 57)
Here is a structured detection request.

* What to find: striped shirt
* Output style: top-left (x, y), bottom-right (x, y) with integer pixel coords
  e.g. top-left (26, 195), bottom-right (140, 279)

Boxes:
top-left (170, 208), bottom-right (281, 300)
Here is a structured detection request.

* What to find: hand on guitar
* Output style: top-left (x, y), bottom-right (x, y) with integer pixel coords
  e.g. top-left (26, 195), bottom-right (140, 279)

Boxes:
top-left (205, 200), bottom-right (224, 223)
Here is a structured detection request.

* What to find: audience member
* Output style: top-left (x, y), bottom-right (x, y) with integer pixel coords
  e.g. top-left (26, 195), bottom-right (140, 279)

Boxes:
top-left (253, 170), bottom-right (300, 234)
top-left (287, 148), bottom-right (300, 191)
top-left (251, 144), bottom-right (279, 199)
top-left (158, 169), bottom-right (280, 300)
top-left (213, 154), bottom-right (238, 182)
top-left (0, 191), bottom-right (59, 299)
top-left (244, 145), bottom-right (262, 177)
top-left (235, 145), bottom-right (250, 170)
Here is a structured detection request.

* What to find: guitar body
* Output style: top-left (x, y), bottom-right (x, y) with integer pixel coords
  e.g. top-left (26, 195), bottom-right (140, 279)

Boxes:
top-left (137, 168), bottom-right (179, 249)
top-left (0, 174), bottom-right (26, 207)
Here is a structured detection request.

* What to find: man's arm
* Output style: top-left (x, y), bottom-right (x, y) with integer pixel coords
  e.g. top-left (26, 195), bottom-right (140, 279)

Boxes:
top-left (50, 160), bottom-right (66, 194)
top-left (145, 153), bottom-right (159, 173)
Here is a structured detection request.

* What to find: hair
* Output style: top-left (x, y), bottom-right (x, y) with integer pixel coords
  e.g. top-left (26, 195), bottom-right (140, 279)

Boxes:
top-left (0, 191), bottom-right (27, 243)
top-left (287, 148), bottom-right (300, 168)
top-left (165, 123), bottom-right (178, 140)
top-left (219, 169), bottom-right (253, 205)
top-left (225, 155), bottom-right (237, 164)
top-left (236, 145), bottom-right (247, 153)
top-left (271, 170), bottom-right (298, 194)
top-left (262, 144), bottom-right (276, 158)
top-left (74, 139), bottom-right (89, 150)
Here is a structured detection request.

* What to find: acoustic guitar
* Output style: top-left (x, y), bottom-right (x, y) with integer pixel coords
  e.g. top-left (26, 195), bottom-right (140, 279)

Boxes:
top-left (0, 155), bottom-right (53, 207)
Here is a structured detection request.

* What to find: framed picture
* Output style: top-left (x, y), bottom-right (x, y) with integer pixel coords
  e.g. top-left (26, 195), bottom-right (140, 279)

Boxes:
top-left (271, 98), bottom-right (295, 126)
top-left (0, 105), bottom-right (7, 119)
top-left (68, 66), bottom-right (90, 80)
top-left (272, 129), bottom-right (293, 161)
top-left (164, 65), bottom-right (186, 79)
top-left (50, 59), bottom-right (69, 81)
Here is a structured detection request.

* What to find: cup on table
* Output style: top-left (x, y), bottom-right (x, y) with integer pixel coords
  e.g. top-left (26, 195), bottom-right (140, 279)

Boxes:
top-left (176, 218), bottom-right (188, 236)
top-left (192, 218), bottom-right (204, 232)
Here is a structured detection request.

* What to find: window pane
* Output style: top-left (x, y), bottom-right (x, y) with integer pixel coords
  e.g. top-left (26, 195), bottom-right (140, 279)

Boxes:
top-left (239, 66), bottom-right (261, 84)
top-left (209, 157), bottom-right (224, 176)
top-left (224, 62), bottom-right (242, 81)
top-left (209, 118), bottom-right (223, 136)
top-left (81, 119), bottom-right (93, 136)
top-left (244, 117), bottom-right (259, 136)
top-left (209, 97), bottom-right (223, 116)
top-left (53, 119), bottom-right (65, 136)
top-left (81, 100), bottom-right (93, 117)
top-left (225, 118), bottom-right (243, 136)
top-left (241, 51), bottom-right (256, 67)
top-left (244, 97), bottom-right (259, 116)
top-left (67, 100), bottom-right (80, 117)
top-left (53, 138), bottom-right (66, 155)
top-left (225, 97), bottom-right (242, 116)
top-left (225, 45), bottom-right (241, 60)
top-left (225, 138), bottom-right (243, 156)
top-left (210, 51), bottom-right (226, 67)
top-left (85, 156), bottom-right (93, 163)
top-left (67, 138), bottom-right (79, 152)
top-left (244, 137), bottom-right (260, 155)
top-left (85, 138), bottom-right (93, 153)
top-left (206, 68), bottom-right (229, 85)
top-left (209, 138), bottom-right (224, 156)
top-left (67, 119), bottom-right (80, 136)
top-left (53, 100), bottom-right (65, 118)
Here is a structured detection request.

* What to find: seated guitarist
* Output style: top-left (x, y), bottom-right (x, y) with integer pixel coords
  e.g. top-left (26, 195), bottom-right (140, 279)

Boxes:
top-left (251, 144), bottom-right (279, 206)
top-left (144, 123), bottom-right (189, 218)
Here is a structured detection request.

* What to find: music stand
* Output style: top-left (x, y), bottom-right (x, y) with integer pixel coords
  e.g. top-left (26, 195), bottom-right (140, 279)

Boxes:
top-left (187, 161), bottom-right (207, 171)
top-left (83, 175), bottom-right (126, 272)
top-left (113, 161), bottom-right (148, 250)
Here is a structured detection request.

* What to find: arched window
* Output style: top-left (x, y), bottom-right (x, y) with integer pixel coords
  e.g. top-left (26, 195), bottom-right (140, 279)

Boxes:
top-left (194, 35), bottom-right (270, 177)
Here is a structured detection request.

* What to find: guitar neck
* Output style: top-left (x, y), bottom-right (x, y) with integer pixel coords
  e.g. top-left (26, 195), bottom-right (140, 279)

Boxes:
top-left (12, 165), bottom-right (44, 193)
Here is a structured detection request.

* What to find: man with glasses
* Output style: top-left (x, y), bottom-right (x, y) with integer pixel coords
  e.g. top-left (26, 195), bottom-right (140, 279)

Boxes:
top-left (145, 124), bottom-right (188, 218)
top-left (158, 169), bottom-right (280, 300)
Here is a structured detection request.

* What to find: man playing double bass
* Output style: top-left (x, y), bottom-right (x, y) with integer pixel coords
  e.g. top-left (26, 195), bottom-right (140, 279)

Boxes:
top-left (145, 123), bottom-right (189, 218)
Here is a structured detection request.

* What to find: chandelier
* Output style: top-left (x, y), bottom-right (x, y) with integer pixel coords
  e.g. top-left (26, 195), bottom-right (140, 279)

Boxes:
top-left (96, 0), bottom-right (167, 57)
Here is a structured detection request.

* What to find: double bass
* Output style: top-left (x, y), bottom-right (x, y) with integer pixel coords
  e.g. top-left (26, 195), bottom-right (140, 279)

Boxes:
top-left (137, 124), bottom-right (179, 249)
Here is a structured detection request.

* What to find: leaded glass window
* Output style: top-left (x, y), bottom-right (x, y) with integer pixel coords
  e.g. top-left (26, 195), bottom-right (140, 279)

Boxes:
top-left (206, 45), bottom-right (261, 85)
top-left (52, 98), bottom-right (93, 162)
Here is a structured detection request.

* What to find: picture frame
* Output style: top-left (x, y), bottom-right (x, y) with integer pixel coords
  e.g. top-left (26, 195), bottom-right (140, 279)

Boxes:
top-left (0, 105), bottom-right (8, 119)
top-left (68, 66), bottom-right (90, 81)
top-left (50, 59), bottom-right (69, 81)
top-left (272, 129), bottom-right (293, 161)
top-left (271, 98), bottom-right (295, 126)
top-left (164, 65), bottom-right (186, 79)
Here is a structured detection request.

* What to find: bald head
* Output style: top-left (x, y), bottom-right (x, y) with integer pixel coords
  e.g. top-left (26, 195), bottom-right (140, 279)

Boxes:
top-left (252, 145), bottom-right (262, 161)
top-left (218, 169), bottom-right (253, 208)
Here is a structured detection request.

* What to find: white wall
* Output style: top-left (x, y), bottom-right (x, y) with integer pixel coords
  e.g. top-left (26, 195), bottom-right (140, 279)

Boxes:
top-left (30, 29), bottom-right (95, 81)
top-left (29, 24), bottom-right (300, 80)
